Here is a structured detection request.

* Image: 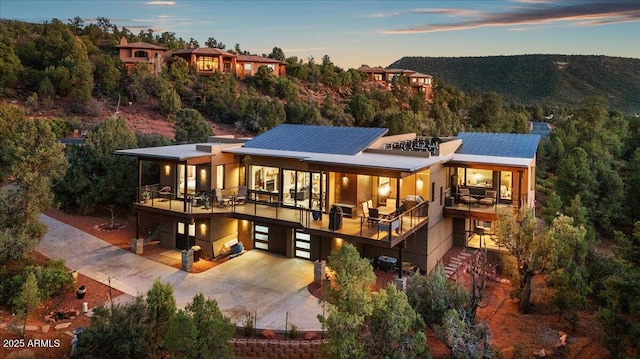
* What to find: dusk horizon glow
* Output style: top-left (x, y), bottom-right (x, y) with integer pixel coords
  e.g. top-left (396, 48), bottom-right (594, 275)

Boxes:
top-left (1, 0), bottom-right (638, 69)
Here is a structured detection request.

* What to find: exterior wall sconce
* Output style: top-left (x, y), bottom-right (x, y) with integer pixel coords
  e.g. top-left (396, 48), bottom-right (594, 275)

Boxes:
top-left (417, 177), bottom-right (423, 189)
top-left (199, 223), bottom-right (207, 236)
top-left (164, 165), bottom-right (171, 176)
top-left (200, 169), bottom-right (207, 181)
top-left (342, 174), bottom-right (348, 186)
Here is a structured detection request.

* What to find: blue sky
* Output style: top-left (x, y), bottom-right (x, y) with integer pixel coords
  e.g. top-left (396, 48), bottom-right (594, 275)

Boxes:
top-left (1, 0), bottom-right (639, 69)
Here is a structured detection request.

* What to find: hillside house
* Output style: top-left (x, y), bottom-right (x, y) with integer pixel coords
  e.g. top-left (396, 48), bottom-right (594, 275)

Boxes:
top-left (116, 38), bottom-right (286, 79)
top-left (116, 125), bottom-right (539, 274)
top-left (116, 38), bottom-right (171, 74)
top-left (359, 66), bottom-right (434, 103)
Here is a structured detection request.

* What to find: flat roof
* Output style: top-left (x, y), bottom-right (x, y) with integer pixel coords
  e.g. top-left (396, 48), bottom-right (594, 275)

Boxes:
top-left (450, 154), bottom-right (533, 168)
top-left (115, 142), bottom-right (242, 161)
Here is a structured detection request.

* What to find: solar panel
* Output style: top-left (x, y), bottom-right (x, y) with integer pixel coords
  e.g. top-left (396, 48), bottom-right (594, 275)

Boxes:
top-left (455, 132), bottom-right (541, 158)
top-left (244, 124), bottom-right (388, 155)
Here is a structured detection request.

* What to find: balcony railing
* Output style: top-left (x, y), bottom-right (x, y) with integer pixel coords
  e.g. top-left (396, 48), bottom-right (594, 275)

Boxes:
top-left (444, 190), bottom-right (528, 214)
top-left (135, 185), bottom-right (429, 244)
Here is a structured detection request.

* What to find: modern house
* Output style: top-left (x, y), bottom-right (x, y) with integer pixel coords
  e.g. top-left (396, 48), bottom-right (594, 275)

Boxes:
top-left (116, 38), bottom-right (286, 78)
top-left (358, 66), bottom-right (434, 103)
top-left (116, 38), bottom-right (171, 74)
top-left (116, 125), bottom-right (539, 274)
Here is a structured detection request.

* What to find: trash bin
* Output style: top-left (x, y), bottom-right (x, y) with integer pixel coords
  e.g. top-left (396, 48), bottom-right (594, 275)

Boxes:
top-left (329, 205), bottom-right (343, 230)
top-left (76, 285), bottom-right (86, 299)
top-left (191, 245), bottom-right (202, 262)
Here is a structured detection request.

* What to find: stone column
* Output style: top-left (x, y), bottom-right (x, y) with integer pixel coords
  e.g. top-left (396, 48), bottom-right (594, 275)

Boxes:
top-left (131, 238), bottom-right (144, 254)
top-left (182, 249), bottom-right (194, 272)
top-left (314, 260), bottom-right (326, 284)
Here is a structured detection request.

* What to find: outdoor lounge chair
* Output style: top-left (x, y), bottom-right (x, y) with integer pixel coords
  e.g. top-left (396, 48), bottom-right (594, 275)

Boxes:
top-left (459, 188), bottom-right (477, 205)
top-left (214, 188), bottom-right (232, 207)
top-left (234, 185), bottom-right (247, 204)
top-left (158, 186), bottom-right (172, 201)
top-left (478, 190), bottom-right (497, 206)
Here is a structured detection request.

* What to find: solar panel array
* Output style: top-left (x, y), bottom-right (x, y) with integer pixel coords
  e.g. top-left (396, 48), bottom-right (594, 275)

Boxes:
top-left (244, 124), bottom-right (388, 155)
top-left (455, 132), bottom-right (541, 158)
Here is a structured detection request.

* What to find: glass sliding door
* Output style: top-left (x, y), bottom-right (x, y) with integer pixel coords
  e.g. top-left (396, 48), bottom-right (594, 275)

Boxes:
top-left (284, 170), bottom-right (311, 208)
top-left (177, 164), bottom-right (196, 198)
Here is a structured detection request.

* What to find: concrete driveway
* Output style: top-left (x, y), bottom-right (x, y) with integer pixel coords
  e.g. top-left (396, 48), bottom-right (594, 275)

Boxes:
top-left (37, 215), bottom-right (324, 331)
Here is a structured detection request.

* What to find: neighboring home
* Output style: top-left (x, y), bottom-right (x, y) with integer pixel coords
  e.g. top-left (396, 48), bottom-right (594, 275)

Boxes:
top-left (359, 66), bottom-right (434, 102)
top-left (236, 55), bottom-right (286, 79)
top-left (116, 125), bottom-right (539, 274)
top-left (116, 37), bottom-right (170, 74)
top-left (115, 38), bottom-right (287, 79)
top-left (172, 46), bottom-right (238, 75)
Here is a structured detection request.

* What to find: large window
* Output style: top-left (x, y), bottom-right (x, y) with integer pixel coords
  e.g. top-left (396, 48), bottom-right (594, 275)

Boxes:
top-left (249, 165), bottom-right (278, 192)
top-left (197, 56), bottom-right (218, 71)
top-left (500, 171), bottom-right (512, 199)
top-left (458, 168), bottom-right (493, 188)
top-left (134, 50), bottom-right (148, 58)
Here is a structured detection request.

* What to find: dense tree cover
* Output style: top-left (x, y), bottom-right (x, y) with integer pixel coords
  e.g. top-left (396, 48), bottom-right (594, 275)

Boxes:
top-left (319, 243), bottom-right (429, 359)
top-left (392, 55), bottom-right (640, 113)
top-left (407, 261), bottom-right (498, 358)
top-left (76, 280), bottom-right (235, 359)
top-left (0, 104), bottom-right (67, 263)
top-left (53, 116), bottom-right (137, 214)
top-left (174, 108), bottom-right (213, 143)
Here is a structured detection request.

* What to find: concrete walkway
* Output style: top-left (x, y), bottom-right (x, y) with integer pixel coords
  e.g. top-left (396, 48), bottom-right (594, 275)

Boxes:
top-left (37, 215), bottom-right (324, 331)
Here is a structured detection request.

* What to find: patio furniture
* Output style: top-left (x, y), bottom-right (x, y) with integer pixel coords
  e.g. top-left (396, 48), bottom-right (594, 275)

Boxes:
top-left (479, 190), bottom-right (497, 206)
top-left (378, 217), bottom-right (400, 233)
top-left (367, 207), bottom-right (380, 227)
top-left (459, 188), bottom-right (477, 205)
top-left (289, 186), bottom-right (309, 200)
top-left (235, 185), bottom-right (247, 204)
top-left (214, 188), bottom-right (232, 207)
top-left (158, 186), bottom-right (172, 201)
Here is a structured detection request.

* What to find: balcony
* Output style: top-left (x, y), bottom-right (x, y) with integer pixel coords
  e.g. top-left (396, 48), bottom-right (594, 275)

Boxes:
top-left (135, 185), bottom-right (428, 248)
top-left (444, 190), bottom-right (524, 221)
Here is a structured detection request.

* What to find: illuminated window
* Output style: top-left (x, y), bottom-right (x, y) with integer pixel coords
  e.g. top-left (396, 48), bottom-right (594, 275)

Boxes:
top-left (197, 56), bottom-right (218, 71)
top-left (244, 63), bottom-right (252, 71)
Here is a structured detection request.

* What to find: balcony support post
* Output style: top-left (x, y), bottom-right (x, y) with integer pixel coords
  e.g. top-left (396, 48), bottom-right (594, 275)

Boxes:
top-left (398, 243), bottom-right (403, 278)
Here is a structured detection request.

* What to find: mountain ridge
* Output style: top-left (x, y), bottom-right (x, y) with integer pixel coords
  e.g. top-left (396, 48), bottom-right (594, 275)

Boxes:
top-left (390, 54), bottom-right (640, 113)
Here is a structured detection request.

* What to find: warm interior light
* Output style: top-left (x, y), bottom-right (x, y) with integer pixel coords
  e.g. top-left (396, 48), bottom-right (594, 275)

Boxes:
top-left (379, 182), bottom-right (390, 196)
top-left (416, 177), bottom-right (423, 189)
top-left (164, 165), bottom-right (171, 176)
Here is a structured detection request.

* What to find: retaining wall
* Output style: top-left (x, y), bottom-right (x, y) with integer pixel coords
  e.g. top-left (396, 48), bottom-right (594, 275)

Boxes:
top-left (231, 338), bottom-right (328, 359)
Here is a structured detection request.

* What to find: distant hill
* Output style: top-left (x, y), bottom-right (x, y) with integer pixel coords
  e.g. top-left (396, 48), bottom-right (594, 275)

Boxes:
top-left (390, 55), bottom-right (640, 113)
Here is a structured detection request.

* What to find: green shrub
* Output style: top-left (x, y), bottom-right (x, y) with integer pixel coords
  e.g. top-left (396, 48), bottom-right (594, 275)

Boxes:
top-left (243, 311), bottom-right (254, 337)
top-left (288, 324), bottom-right (299, 339)
top-left (27, 260), bottom-right (73, 299)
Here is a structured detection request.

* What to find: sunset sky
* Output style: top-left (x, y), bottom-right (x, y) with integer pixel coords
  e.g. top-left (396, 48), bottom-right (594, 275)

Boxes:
top-left (2, 0), bottom-right (638, 69)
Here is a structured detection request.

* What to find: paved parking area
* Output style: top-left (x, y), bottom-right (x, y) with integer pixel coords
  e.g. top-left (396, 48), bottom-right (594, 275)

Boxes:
top-left (37, 215), bottom-right (324, 331)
